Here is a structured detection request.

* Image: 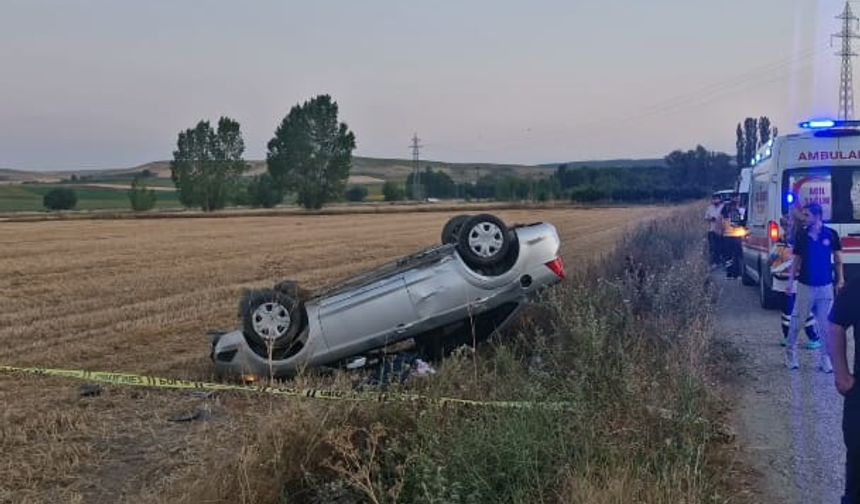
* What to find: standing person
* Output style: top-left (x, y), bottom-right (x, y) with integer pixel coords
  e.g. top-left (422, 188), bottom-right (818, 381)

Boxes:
top-left (722, 194), bottom-right (743, 278)
top-left (828, 279), bottom-right (860, 504)
top-left (705, 194), bottom-right (725, 267)
top-left (785, 203), bottom-right (845, 371)
top-left (771, 231), bottom-right (822, 348)
top-left (773, 211), bottom-right (822, 349)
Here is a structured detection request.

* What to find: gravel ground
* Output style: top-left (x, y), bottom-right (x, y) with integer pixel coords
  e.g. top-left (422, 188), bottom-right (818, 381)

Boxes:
top-left (719, 274), bottom-right (854, 503)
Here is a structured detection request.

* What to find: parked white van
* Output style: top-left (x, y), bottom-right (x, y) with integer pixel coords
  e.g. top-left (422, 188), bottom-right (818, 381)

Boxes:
top-left (741, 120), bottom-right (860, 309)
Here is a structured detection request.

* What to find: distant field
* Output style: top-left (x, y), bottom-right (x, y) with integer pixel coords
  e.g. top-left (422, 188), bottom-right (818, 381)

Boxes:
top-left (0, 183), bottom-right (384, 212)
top-left (0, 176), bottom-right (394, 211)
top-left (0, 184), bottom-right (182, 211)
top-left (80, 177), bottom-right (178, 188)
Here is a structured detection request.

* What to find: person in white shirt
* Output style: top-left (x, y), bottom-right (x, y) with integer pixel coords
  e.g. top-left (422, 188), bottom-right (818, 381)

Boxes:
top-left (705, 194), bottom-right (725, 267)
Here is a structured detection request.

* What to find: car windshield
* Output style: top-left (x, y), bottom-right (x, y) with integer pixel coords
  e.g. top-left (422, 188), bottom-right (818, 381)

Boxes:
top-left (783, 167), bottom-right (860, 223)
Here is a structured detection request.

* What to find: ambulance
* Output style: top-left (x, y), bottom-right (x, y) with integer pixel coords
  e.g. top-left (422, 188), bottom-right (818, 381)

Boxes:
top-left (741, 119), bottom-right (860, 309)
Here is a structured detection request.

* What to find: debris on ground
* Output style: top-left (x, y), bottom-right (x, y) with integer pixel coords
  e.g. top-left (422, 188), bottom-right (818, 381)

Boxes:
top-left (79, 384), bottom-right (102, 397)
top-left (360, 353), bottom-right (436, 388)
top-left (412, 358), bottom-right (435, 376)
top-left (168, 406), bottom-right (213, 423)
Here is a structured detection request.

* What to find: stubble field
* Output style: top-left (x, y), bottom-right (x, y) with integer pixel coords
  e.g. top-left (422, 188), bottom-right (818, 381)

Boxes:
top-left (0, 206), bottom-right (676, 503)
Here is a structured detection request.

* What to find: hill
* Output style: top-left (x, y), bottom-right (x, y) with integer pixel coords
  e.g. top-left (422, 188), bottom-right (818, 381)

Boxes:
top-left (543, 158), bottom-right (667, 169)
top-left (0, 168), bottom-right (64, 183)
top-left (0, 156), bottom-right (665, 186)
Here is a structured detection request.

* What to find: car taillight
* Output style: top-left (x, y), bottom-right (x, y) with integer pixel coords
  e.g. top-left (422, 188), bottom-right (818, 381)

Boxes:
top-left (768, 220), bottom-right (780, 242)
top-left (545, 257), bottom-right (566, 280)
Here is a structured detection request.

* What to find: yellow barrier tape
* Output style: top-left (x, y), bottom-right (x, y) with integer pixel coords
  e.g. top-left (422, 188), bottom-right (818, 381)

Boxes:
top-left (0, 365), bottom-right (571, 411)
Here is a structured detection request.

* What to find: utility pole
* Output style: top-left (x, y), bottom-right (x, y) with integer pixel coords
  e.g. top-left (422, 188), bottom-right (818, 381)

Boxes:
top-left (410, 133), bottom-right (422, 200)
top-left (833, 1), bottom-right (860, 120)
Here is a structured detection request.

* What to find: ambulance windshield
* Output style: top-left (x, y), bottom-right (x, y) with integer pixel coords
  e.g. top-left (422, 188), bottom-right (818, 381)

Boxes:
top-left (783, 167), bottom-right (860, 223)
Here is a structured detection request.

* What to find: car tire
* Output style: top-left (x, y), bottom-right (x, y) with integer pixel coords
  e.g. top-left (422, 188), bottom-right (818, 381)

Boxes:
top-left (758, 266), bottom-right (781, 310)
top-left (240, 289), bottom-right (302, 350)
top-left (456, 214), bottom-right (512, 267)
top-left (741, 256), bottom-right (756, 286)
top-left (441, 214), bottom-right (471, 245)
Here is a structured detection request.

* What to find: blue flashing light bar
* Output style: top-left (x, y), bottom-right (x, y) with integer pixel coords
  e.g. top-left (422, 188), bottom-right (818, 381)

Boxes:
top-left (786, 192), bottom-right (796, 205)
top-left (800, 119), bottom-right (836, 129)
top-left (798, 119), bottom-right (860, 129)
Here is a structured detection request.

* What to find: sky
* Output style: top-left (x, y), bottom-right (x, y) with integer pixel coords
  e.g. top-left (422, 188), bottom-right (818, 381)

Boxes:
top-left (0, 0), bottom-right (853, 170)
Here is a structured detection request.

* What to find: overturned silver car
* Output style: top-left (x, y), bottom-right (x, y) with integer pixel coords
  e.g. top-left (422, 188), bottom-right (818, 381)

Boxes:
top-left (210, 214), bottom-right (564, 379)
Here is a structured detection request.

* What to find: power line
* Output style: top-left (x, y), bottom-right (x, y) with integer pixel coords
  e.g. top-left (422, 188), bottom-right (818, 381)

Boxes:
top-left (426, 42), bottom-right (830, 156)
top-left (627, 45), bottom-right (827, 118)
top-left (566, 43), bottom-right (829, 135)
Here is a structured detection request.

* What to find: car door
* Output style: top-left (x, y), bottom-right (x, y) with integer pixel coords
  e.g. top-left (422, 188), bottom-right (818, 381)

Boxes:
top-left (317, 274), bottom-right (418, 358)
top-left (743, 174), bottom-right (771, 278)
top-left (402, 257), bottom-right (474, 326)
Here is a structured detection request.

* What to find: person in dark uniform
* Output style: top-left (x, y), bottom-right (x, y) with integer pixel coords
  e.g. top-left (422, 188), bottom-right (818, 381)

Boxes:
top-left (773, 213), bottom-right (821, 349)
top-left (785, 203), bottom-right (844, 371)
top-left (830, 279), bottom-right (860, 504)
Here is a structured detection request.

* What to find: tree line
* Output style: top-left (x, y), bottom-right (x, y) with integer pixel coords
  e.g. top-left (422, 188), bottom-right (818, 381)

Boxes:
top-left (41, 141), bottom-right (739, 210)
top-left (550, 145), bottom-right (736, 203)
top-left (735, 116), bottom-right (775, 168)
top-left (385, 144), bottom-right (737, 204)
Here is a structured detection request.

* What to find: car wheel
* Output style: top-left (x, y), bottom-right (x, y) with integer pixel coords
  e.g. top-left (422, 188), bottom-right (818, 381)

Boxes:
top-left (441, 214), bottom-right (471, 244)
top-left (741, 256), bottom-right (756, 286)
top-left (456, 214), bottom-right (512, 267)
top-left (758, 266), bottom-right (781, 310)
top-left (240, 289), bottom-right (301, 349)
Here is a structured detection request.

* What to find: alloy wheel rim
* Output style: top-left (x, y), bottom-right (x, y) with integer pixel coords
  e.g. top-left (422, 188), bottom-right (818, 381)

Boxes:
top-left (251, 302), bottom-right (291, 341)
top-left (467, 221), bottom-right (504, 258)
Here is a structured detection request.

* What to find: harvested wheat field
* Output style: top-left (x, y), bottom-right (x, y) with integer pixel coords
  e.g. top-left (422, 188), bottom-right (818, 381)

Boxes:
top-left (0, 206), bottom-right (675, 503)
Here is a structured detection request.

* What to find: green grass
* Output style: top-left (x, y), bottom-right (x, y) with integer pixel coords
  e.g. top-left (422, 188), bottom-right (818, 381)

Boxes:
top-left (137, 178), bottom-right (177, 188)
top-left (0, 181), bottom-right (394, 211)
top-left (71, 176), bottom-right (178, 188)
top-left (0, 184), bottom-right (182, 212)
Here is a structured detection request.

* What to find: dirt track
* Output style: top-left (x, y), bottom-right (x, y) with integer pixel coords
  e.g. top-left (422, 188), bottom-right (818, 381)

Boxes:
top-left (0, 206), bottom-right (675, 503)
top-left (718, 274), bottom-right (853, 503)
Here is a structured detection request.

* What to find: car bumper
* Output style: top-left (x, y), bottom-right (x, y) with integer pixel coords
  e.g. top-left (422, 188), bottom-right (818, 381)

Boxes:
top-left (210, 330), bottom-right (319, 379)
